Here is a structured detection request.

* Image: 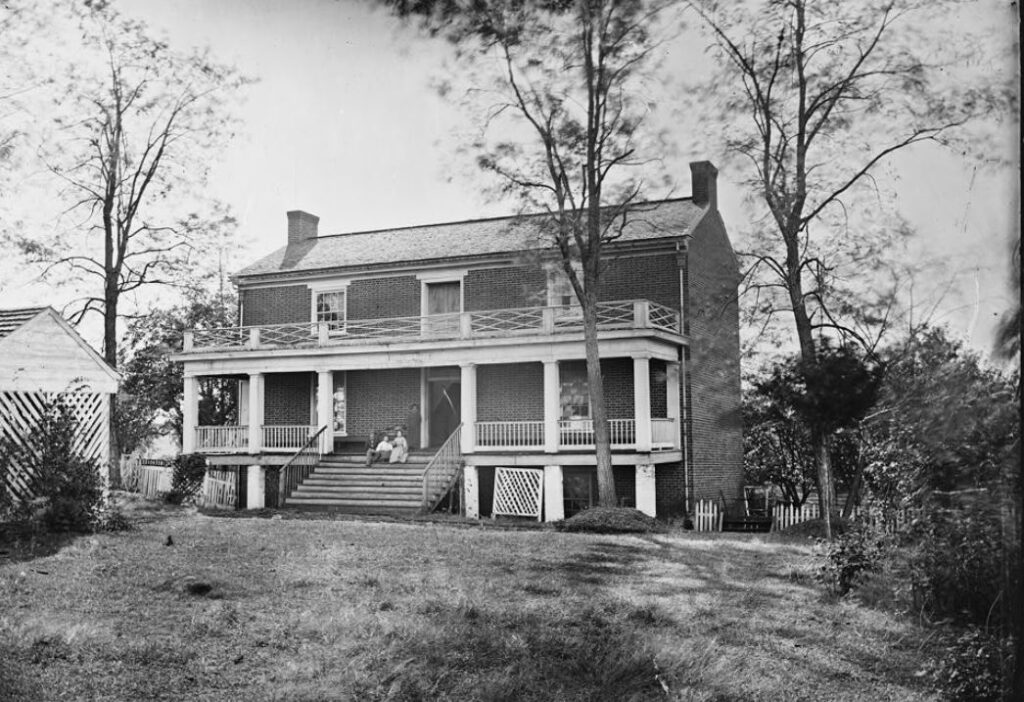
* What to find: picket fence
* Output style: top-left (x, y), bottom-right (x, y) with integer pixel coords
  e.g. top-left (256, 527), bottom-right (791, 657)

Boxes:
top-left (692, 496), bottom-right (919, 533)
top-left (693, 499), bottom-right (722, 532)
top-left (118, 455), bottom-right (236, 509)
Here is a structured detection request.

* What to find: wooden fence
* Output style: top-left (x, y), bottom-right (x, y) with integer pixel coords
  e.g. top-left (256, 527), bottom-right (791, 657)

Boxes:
top-left (199, 469), bottom-right (237, 510)
top-left (772, 502), bottom-right (820, 531)
top-left (119, 455), bottom-right (236, 509)
top-left (692, 496), bottom-right (920, 534)
top-left (693, 499), bottom-right (722, 532)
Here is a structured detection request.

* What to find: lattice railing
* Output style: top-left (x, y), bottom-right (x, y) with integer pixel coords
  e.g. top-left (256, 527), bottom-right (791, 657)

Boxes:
top-left (0, 390), bottom-right (110, 502)
top-left (421, 425), bottom-right (463, 513)
top-left (196, 425), bottom-right (248, 452)
top-left (492, 467), bottom-right (544, 520)
top-left (475, 420), bottom-right (545, 448)
top-left (184, 299), bottom-right (682, 351)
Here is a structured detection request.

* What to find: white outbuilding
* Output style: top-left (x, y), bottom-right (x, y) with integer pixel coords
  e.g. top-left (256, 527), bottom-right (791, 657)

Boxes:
top-left (0, 307), bottom-right (119, 499)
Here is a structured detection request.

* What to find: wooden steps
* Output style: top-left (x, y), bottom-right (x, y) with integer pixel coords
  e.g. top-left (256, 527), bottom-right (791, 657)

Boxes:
top-left (284, 453), bottom-right (431, 515)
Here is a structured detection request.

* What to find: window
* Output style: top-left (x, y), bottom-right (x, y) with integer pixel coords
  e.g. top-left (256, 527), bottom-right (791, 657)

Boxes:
top-left (559, 365), bottom-right (590, 419)
top-left (547, 265), bottom-right (582, 321)
top-left (315, 290), bottom-right (346, 332)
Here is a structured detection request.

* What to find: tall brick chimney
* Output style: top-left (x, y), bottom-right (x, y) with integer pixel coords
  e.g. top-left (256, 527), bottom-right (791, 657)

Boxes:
top-left (690, 161), bottom-right (718, 210)
top-left (287, 210), bottom-right (319, 244)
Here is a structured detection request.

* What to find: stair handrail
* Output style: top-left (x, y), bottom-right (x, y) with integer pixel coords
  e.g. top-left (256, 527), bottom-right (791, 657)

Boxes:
top-left (421, 424), bottom-right (464, 513)
top-left (278, 425), bottom-right (329, 506)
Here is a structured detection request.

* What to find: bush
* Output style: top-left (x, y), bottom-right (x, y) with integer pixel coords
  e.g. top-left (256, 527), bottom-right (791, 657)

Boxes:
top-left (165, 453), bottom-right (207, 504)
top-left (924, 626), bottom-right (1013, 701)
top-left (556, 507), bottom-right (661, 534)
top-left (816, 525), bottom-right (886, 597)
top-left (0, 395), bottom-right (104, 532)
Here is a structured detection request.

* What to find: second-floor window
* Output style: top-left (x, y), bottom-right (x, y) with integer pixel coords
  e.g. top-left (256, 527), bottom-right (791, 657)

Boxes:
top-left (316, 290), bottom-right (346, 332)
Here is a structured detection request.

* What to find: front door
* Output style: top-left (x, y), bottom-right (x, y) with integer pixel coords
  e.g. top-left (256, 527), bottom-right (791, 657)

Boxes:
top-left (427, 379), bottom-right (461, 447)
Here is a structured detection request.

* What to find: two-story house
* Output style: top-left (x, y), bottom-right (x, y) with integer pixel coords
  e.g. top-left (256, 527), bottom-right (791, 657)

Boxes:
top-left (174, 161), bottom-right (743, 521)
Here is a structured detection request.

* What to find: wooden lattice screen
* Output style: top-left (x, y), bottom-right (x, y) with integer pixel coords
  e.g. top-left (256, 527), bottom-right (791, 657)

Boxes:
top-left (0, 390), bottom-right (110, 502)
top-left (492, 467), bottom-right (544, 521)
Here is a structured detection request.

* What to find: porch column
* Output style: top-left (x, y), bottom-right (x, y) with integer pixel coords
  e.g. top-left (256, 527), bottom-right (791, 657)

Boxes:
top-left (246, 465), bottom-right (265, 509)
top-left (636, 464), bottom-right (656, 517)
top-left (460, 363), bottom-right (477, 454)
top-left (543, 360), bottom-right (560, 453)
top-left (317, 370), bottom-right (333, 454)
top-left (543, 465), bottom-right (564, 522)
top-left (666, 361), bottom-right (681, 449)
top-left (182, 375), bottom-right (199, 453)
top-left (248, 372), bottom-right (264, 453)
top-left (464, 465), bottom-right (480, 519)
top-left (633, 355), bottom-right (652, 452)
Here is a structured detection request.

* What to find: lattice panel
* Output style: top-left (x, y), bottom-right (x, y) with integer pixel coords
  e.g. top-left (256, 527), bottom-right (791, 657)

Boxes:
top-left (492, 467), bottom-right (544, 520)
top-left (0, 390), bottom-right (110, 502)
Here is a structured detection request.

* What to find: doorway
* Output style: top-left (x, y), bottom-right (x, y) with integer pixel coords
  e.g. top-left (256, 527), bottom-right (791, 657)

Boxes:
top-left (427, 376), bottom-right (461, 447)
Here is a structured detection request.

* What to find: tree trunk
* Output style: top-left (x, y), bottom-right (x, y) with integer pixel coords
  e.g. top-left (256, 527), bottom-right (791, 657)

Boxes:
top-left (582, 294), bottom-right (617, 507)
top-left (813, 429), bottom-right (835, 540)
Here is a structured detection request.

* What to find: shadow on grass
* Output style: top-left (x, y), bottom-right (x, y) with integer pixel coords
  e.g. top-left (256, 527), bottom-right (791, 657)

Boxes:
top-left (0, 522), bottom-right (80, 566)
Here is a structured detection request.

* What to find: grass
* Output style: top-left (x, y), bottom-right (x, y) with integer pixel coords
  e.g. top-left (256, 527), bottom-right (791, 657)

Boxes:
top-left (0, 496), bottom-right (943, 701)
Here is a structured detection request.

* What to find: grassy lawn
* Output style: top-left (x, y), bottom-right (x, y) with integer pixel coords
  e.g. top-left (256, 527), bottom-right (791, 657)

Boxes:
top-left (1, 499), bottom-right (940, 701)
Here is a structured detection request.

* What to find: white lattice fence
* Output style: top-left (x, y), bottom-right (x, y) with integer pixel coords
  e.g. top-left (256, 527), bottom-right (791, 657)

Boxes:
top-left (492, 467), bottom-right (544, 521)
top-left (0, 390), bottom-right (110, 501)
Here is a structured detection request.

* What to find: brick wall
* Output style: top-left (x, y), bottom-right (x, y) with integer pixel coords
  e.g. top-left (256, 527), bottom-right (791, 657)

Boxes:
top-left (465, 266), bottom-right (547, 311)
top-left (685, 211), bottom-right (744, 504)
top-left (241, 285), bottom-right (310, 325)
top-left (477, 363), bottom-right (544, 421)
top-left (600, 252), bottom-right (680, 308)
top-left (348, 276), bottom-right (420, 319)
top-left (655, 461), bottom-right (687, 516)
top-left (264, 372), bottom-right (312, 425)
top-left (346, 369), bottom-right (421, 439)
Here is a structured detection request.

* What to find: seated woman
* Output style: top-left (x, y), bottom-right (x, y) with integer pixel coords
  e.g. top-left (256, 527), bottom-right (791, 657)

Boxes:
top-left (389, 429), bottom-right (409, 464)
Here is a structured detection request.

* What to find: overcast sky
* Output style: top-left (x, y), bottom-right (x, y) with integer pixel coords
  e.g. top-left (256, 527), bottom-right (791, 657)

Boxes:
top-left (5, 0), bottom-right (1019, 355)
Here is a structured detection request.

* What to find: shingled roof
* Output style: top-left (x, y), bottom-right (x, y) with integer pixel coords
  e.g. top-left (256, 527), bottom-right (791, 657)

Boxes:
top-left (236, 198), bottom-right (705, 280)
top-left (0, 307), bottom-right (45, 341)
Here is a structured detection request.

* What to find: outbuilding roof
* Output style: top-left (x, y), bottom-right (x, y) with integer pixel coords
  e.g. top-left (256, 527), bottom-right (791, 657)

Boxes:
top-left (0, 307), bottom-right (47, 341)
top-left (236, 198), bottom-right (705, 280)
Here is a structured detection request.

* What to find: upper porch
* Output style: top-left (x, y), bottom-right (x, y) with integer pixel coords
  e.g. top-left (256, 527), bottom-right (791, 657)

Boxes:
top-left (180, 299), bottom-right (682, 357)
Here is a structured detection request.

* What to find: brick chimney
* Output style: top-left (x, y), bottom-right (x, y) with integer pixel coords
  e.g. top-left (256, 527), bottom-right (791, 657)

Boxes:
top-left (287, 210), bottom-right (319, 244)
top-left (689, 161), bottom-right (718, 210)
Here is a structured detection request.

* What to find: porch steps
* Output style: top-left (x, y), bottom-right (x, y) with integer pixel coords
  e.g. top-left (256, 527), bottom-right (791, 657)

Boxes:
top-left (284, 453), bottom-right (430, 515)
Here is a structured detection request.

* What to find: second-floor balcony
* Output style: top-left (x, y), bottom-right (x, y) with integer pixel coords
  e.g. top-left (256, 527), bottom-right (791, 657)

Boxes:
top-left (182, 299), bottom-right (681, 353)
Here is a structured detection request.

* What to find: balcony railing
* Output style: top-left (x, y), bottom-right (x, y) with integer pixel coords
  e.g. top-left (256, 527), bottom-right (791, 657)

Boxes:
top-left (183, 299), bottom-right (681, 352)
top-left (476, 420), bottom-right (545, 449)
top-left (263, 425), bottom-right (318, 451)
top-left (196, 425), bottom-right (248, 452)
top-left (471, 419), bottom-right (678, 451)
top-left (651, 418), bottom-right (677, 449)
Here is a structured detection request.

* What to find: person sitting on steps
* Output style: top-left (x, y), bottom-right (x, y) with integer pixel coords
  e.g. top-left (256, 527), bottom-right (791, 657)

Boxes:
top-left (389, 429), bottom-right (409, 464)
top-left (365, 432), bottom-right (392, 466)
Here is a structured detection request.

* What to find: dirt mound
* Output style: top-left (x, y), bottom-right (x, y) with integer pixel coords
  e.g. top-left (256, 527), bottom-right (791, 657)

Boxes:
top-left (555, 507), bottom-right (661, 534)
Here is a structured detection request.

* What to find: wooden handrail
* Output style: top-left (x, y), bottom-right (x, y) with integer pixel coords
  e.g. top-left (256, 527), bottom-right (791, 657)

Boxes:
top-left (278, 425), bottom-right (329, 506)
top-left (421, 424), bottom-right (464, 513)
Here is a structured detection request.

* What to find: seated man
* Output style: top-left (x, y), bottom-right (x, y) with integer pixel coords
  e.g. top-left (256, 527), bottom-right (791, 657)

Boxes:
top-left (365, 433), bottom-right (393, 466)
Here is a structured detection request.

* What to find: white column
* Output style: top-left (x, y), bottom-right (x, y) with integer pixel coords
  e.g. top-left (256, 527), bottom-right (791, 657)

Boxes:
top-left (543, 465), bottom-right (564, 522)
top-left (248, 373), bottom-right (264, 453)
top-left (317, 370), bottom-right (333, 453)
top-left (666, 361), bottom-right (681, 449)
top-left (183, 375), bottom-right (199, 454)
top-left (543, 360), bottom-right (560, 453)
top-left (463, 465), bottom-right (480, 518)
top-left (636, 464), bottom-right (656, 517)
top-left (460, 363), bottom-right (477, 454)
top-left (633, 355), bottom-right (652, 452)
top-left (238, 379), bottom-right (250, 425)
top-left (246, 465), bottom-right (265, 509)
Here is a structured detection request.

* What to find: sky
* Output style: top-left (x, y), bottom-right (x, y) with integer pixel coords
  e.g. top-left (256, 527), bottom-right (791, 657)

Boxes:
top-left (3, 0), bottom-right (1019, 356)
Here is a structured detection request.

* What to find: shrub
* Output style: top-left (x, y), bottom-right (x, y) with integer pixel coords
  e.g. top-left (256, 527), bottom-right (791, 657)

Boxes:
top-left (556, 507), bottom-right (661, 534)
top-left (165, 453), bottom-right (207, 504)
top-left (815, 524), bottom-right (886, 597)
top-left (924, 626), bottom-right (1013, 701)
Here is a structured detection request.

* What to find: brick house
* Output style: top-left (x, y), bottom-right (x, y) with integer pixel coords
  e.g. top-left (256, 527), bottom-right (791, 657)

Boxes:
top-left (175, 161), bottom-right (743, 520)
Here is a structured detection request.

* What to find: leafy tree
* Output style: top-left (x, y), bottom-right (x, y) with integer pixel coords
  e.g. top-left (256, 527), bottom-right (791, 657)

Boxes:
top-left (7, 0), bottom-right (248, 369)
top-left (118, 290), bottom-right (239, 452)
top-left (688, 0), bottom-right (1015, 536)
top-left (388, 0), bottom-right (678, 506)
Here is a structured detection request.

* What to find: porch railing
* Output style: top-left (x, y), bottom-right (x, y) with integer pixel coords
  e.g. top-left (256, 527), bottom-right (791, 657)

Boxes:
top-left (422, 424), bottom-right (463, 513)
top-left (183, 299), bottom-right (682, 352)
top-left (196, 425), bottom-right (248, 452)
top-left (263, 425), bottom-right (317, 451)
top-left (558, 418), bottom-right (636, 448)
top-left (279, 425), bottom-right (328, 506)
top-left (475, 420), bottom-right (545, 449)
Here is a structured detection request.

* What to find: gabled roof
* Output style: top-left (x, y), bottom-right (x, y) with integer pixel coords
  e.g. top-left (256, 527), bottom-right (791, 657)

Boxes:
top-left (236, 198), bottom-right (706, 280)
top-left (0, 307), bottom-right (47, 341)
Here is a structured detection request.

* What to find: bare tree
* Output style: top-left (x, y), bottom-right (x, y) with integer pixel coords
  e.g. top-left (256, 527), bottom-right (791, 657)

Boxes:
top-left (690, 0), bottom-right (1015, 537)
top-left (391, 0), bottom-right (676, 506)
top-left (10, 1), bottom-right (248, 369)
